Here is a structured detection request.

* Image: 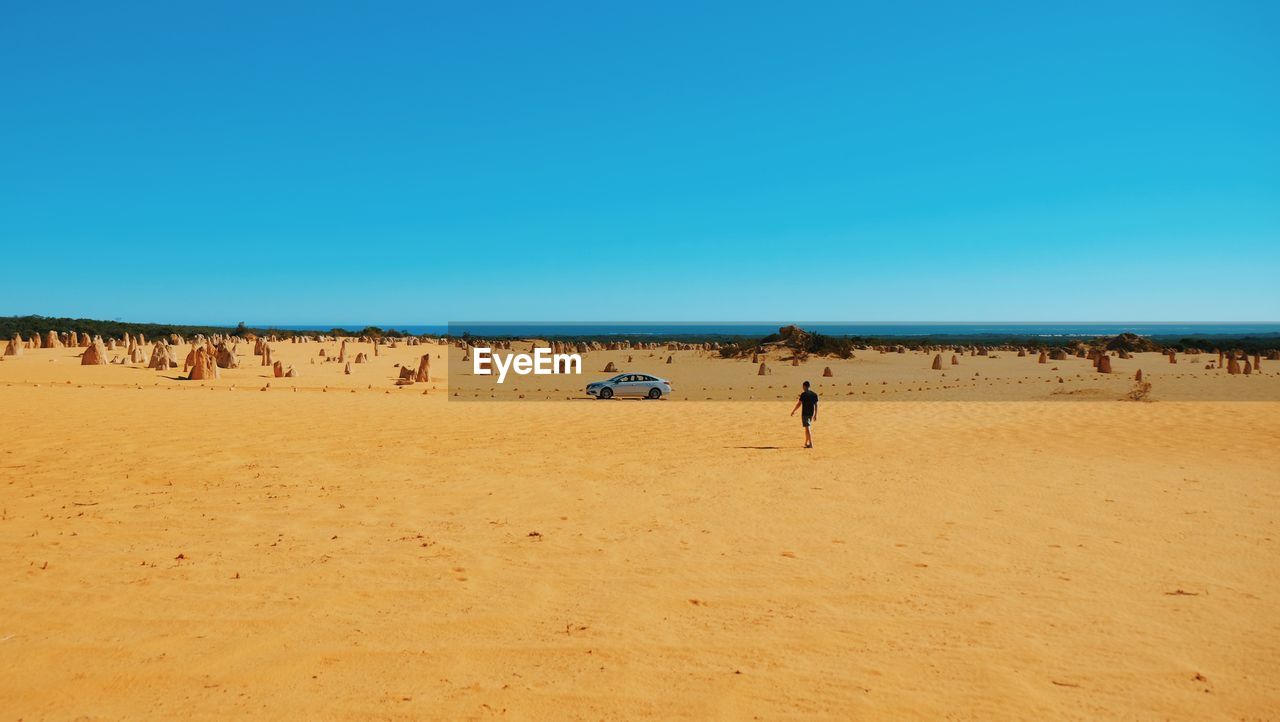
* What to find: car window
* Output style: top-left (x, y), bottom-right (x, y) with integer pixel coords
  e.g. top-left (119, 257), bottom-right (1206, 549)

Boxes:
top-left (639, 375), bottom-right (654, 382)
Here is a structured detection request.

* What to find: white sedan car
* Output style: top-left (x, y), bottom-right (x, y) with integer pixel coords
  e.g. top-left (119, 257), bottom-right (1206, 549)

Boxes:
top-left (586, 373), bottom-right (672, 399)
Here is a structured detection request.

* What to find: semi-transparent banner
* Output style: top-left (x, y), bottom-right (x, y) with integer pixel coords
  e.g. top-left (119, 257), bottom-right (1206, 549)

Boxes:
top-left (440, 322), bottom-right (1280, 402)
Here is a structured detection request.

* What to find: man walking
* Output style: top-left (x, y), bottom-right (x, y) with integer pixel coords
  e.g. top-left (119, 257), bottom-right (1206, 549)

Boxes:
top-left (790, 380), bottom-right (819, 449)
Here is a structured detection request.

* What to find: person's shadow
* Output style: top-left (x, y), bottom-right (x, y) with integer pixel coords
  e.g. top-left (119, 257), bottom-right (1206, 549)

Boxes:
top-left (731, 445), bottom-right (780, 450)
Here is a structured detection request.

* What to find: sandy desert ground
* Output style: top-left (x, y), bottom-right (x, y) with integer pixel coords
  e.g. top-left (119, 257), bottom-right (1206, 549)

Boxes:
top-left (1, 340), bottom-right (1277, 719)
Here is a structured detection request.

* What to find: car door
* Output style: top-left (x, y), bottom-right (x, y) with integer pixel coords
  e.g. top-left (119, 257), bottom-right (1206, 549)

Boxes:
top-left (617, 375), bottom-right (639, 397)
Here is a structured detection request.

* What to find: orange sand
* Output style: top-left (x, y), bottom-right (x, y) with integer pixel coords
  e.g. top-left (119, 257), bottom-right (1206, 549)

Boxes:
top-left (1, 341), bottom-right (1277, 719)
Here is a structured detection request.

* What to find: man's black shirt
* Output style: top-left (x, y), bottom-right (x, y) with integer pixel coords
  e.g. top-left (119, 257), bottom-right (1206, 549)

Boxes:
top-left (799, 389), bottom-right (819, 417)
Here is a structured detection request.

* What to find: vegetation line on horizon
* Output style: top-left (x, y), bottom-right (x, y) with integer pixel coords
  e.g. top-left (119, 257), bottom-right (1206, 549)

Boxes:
top-left (3, 315), bottom-right (1279, 354)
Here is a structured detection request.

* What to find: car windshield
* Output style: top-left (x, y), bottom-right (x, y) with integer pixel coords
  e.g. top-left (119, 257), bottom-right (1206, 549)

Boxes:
top-left (610, 374), bottom-right (628, 382)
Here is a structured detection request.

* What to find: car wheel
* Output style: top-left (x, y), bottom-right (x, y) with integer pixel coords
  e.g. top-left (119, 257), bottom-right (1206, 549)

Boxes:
top-left (647, 387), bottom-right (661, 399)
top-left (600, 387), bottom-right (613, 400)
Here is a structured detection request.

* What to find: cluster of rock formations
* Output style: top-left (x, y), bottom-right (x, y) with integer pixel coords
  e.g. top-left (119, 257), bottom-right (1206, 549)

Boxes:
top-left (5, 328), bottom-right (1276, 397)
top-left (149, 342), bottom-right (177, 370)
top-left (187, 347), bottom-right (218, 380)
top-left (80, 337), bottom-right (107, 365)
top-left (910, 337), bottom-right (1273, 378)
top-left (6, 330), bottom-right (150, 354)
top-left (393, 354), bottom-right (432, 386)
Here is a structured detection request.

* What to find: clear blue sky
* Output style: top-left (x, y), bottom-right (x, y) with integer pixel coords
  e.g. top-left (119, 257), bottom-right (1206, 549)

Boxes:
top-left (2, 1), bottom-right (1277, 325)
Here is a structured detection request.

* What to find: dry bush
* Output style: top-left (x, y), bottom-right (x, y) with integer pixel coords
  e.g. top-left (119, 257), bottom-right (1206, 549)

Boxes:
top-left (1126, 380), bottom-right (1153, 402)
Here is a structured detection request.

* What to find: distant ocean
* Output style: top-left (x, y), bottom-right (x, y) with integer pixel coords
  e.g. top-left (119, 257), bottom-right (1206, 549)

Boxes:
top-left (268, 322), bottom-right (1280, 340)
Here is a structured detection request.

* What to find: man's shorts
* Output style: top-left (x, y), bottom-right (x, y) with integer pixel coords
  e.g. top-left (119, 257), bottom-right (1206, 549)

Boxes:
top-left (802, 414), bottom-right (814, 428)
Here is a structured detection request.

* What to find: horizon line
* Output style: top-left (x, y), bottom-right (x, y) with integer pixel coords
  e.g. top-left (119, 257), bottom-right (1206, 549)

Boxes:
top-left (7, 315), bottom-right (1280, 328)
